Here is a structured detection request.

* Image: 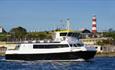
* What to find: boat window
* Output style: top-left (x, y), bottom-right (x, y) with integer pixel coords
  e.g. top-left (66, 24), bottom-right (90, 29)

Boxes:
top-left (74, 44), bottom-right (77, 47)
top-left (33, 44), bottom-right (69, 49)
top-left (69, 44), bottom-right (73, 47)
top-left (69, 44), bottom-right (84, 47)
top-left (33, 45), bottom-right (43, 48)
top-left (77, 43), bottom-right (84, 47)
top-left (60, 33), bottom-right (67, 36)
top-left (69, 44), bottom-right (77, 47)
top-left (60, 32), bottom-right (80, 37)
top-left (15, 45), bottom-right (20, 50)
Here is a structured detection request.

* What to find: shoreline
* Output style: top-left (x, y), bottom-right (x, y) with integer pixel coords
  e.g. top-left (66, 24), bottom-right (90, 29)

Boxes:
top-left (0, 53), bottom-right (5, 56)
top-left (95, 52), bottom-right (115, 57)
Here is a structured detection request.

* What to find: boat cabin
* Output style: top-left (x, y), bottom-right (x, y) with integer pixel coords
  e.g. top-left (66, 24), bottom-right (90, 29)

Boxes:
top-left (53, 30), bottom-right (80, 42)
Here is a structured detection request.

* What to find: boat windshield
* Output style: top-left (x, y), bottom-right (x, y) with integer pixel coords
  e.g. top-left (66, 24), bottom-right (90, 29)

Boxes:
top-left (60, 32), bottom-right (80, 37)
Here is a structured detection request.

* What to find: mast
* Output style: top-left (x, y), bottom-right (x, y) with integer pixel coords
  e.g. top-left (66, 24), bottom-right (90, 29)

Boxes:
top-left (66, 18), bottom-right (71, 31)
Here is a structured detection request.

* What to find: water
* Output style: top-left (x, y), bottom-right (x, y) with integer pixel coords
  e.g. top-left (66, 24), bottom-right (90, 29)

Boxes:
top-left (0, 56), bottom-right (115, 70)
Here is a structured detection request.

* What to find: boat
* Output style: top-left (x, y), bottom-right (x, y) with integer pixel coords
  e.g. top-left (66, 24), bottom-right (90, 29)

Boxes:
top-left (5, 30), bottom-right (97, 61)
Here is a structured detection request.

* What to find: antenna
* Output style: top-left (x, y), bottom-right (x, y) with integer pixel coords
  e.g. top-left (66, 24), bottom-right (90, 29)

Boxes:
top-left (66, 18), bottom-right (70, 31)
top-left (65, 18), bottom-right (71, 37)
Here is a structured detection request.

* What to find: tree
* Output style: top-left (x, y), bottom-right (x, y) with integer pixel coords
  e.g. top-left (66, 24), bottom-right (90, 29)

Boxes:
top-left (96, 40), bottom-right (113, 46)
top-left (96, 41), bottom-right (104, 46)
top-left (103, 32), bottom-right (115, 40)
top-left (10, 26), bottom-right (27, 41)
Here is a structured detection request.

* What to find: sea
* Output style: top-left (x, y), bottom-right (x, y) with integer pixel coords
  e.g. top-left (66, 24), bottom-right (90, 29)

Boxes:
top-left (0, 56), bottom-right (115, 70)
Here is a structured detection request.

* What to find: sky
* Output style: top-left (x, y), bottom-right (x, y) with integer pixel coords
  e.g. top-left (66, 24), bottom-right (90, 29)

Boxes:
top-left (0, 0), bottom-right (115, 32)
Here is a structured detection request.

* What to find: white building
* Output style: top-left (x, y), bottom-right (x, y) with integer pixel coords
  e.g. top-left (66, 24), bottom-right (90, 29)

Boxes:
top-left (80, 37), bottom-right (113, 52)
top-left (0, 26), bottom-right (6, 33)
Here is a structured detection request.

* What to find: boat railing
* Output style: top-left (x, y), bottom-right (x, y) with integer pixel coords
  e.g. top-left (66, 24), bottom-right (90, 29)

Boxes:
top-left (22, 40), bottom-right (61, 43)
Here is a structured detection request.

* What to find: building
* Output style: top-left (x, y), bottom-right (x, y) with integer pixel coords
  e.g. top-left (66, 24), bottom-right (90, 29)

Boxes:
top-left (79, 28), bottom-right (114, 52)
top-left (80, 37), bottom-right (113, 52)
top-left (0, 26), bottom-right (6, 33)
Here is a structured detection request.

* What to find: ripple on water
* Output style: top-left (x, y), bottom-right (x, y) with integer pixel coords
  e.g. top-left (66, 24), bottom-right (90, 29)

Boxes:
top-left (0, 57), bottom-right (115, 70)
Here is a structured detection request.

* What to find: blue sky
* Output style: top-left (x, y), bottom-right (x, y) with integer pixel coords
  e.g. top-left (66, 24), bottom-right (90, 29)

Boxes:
top-left (0, 0), bottom-right (115, 32)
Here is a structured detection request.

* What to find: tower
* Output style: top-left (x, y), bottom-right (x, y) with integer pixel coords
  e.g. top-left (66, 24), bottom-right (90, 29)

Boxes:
top-left (92, 16), bottom-right (97, 33)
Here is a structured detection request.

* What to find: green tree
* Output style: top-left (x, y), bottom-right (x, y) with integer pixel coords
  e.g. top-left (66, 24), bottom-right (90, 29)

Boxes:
top-left (38, 33), bottom-right (47, 40)
top-left (10, 26), bottom-right (27, 41)
top-left (96, 40), bottom-right (113, 46)
top-left (96, 41), bottom-right (104, 46)
top-left (0, 33), bottom-right (10, 41)
top-left (103, 32), bottom-right (115, 40)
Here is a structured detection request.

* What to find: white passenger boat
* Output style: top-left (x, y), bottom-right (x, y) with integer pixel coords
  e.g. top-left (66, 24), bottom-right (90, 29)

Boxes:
top-left (5, 30), bottom-right (96, 61)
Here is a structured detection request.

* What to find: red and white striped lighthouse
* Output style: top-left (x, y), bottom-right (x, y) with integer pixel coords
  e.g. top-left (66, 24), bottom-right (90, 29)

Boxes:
top-left (92, 16), bottom-right (97, 33)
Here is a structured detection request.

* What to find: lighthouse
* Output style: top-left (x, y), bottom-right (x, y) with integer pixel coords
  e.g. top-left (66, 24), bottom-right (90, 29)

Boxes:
top-left (92, 16), bottom-right (97, 33)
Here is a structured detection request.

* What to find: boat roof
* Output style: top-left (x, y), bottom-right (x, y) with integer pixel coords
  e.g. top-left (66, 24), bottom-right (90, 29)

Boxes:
top-left (54, 29), bottom-right (74, 32)
top-left (21, 42), bottom-right (69, 45)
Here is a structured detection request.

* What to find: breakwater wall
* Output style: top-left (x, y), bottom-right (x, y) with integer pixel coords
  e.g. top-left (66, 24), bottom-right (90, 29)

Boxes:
top-left (96, 52), bottom-right (115, 57)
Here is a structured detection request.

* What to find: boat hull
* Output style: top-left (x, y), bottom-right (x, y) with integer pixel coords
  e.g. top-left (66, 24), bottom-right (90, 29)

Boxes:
top-left (5, 51), bottom-right (96, 61)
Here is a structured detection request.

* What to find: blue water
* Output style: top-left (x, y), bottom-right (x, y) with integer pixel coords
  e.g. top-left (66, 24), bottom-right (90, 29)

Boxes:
top-left (0, 57), bottom-right (115, 70)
